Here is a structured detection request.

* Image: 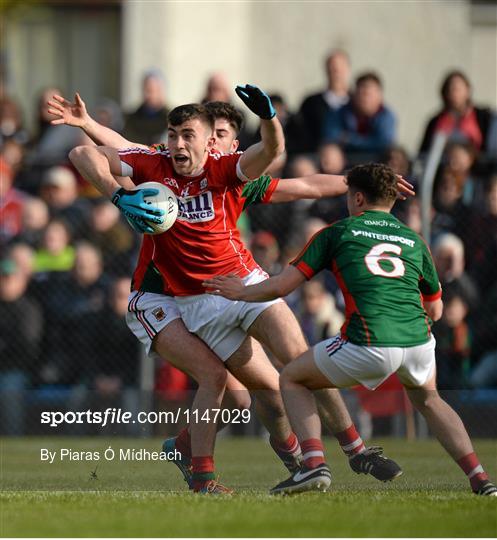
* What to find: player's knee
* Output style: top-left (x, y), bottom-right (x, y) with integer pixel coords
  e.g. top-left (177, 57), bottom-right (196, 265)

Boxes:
top-left (409, 388), bottom-right (440, 412)
top-left (231, 389), bottom-right (251, 410)
top-left (225, 392), bottom-right (251, 411)
top-left (280, 363), bottom-right (301, 388)
top-left (202, 363), bottom-right (228, 392)
top-left (256, 390), bottom-right (286, 417)
top-left (261, 401), bottom-right (287, 421)
top-left (279, 367), bottom-right (293, 389)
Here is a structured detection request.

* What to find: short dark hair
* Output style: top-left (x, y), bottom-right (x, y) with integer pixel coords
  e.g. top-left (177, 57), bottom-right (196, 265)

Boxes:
top-left (168, 103), bottom-right (215, 131)
top-left (346, 163), bottom-right (397, 204)
top-left (204, 101), bottom-right (243, 135)
top-left (355, 72), bottom-right (383, 89)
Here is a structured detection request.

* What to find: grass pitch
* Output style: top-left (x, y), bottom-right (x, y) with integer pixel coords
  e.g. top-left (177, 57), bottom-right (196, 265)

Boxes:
top-left (1, 436), bottom-right (496, 537)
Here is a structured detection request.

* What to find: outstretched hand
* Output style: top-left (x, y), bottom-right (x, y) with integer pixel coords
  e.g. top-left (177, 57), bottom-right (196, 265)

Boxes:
top-left (235, 84), bottom-right (276, 120)
top-left (202, 274), bottom-right (245, 299)
top-left (396, 176), bottom-right (415, 200)
top-left (47, 93), bottom-right (89, 128)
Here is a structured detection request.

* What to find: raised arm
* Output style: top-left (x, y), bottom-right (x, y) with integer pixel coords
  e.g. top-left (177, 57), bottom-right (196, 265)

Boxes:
top-left (235, 85), bottom-right (285, 180)
top-left (271, 174), bottom-right (347, 203)
top-left (69, 145), bottom-right (125, 197)
top-left (48, 93), bottom-right (148, 149)
top-left (69, 145), bottom-right (164, 234)
top-left (203, 266), bottom-right (306, 302)
top-left (270, 173), bottom-right (414, 203)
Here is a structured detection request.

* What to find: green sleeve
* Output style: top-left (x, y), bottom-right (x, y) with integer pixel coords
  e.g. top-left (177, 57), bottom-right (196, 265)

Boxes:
top-left (419, 240), bottom-right (442, 300)
top-left (291, 225), bottom-right (340, 279)
top-left (241, 175), bottom-right (276, 209)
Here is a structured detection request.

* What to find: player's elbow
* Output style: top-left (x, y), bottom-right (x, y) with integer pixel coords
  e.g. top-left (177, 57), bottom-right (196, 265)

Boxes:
top-left (426, 300), bottom-right (443, 321)
top-left (263, 134), bottom-right (285, 161)
top-left (432, 301), bottom-right (443, 322)
top-left (267, 138), bottom-right (285, 160)
top-left (69, 145), bottom-right (88, 165)
top-left (276, 137), bottom-right (286, 156)
top-left (69, 144), bottom-right (100, 169)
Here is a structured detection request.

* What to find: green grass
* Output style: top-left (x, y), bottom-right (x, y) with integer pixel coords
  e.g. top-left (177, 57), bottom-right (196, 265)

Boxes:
top-left (1, 437), bottom-right (496, 537)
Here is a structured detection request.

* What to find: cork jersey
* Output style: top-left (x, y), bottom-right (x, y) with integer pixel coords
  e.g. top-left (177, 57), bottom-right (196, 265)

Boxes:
top-left (130, 174), bottom-right (279, 295)
top-left (291, 210), bottom-right (442, 347)
top-left (119, 145), bottom-right (279, 296)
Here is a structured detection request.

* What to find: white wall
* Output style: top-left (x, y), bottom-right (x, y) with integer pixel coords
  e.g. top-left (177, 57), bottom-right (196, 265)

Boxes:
top-left (121, 1), bottom-right (250, 108)
top-left (470, 25), bottom-right (497, 109)
top-left (121, 0), bottom-right (496, 153)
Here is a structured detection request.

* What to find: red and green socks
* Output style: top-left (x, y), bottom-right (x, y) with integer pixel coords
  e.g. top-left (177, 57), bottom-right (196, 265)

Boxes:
top-left (191, 456), bottom-right (215, 492)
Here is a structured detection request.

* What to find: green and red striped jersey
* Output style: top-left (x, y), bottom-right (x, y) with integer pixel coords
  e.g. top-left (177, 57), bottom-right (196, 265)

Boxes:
top-left (291, 210), bottom-right (441, 347)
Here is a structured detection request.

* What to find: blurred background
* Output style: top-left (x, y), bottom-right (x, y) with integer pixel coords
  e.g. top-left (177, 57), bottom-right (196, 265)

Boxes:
top-left (1, 0), bottom-right (496, 439)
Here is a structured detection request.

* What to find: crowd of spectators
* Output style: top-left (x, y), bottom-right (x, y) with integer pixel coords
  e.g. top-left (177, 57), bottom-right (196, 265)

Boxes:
top-left (1, 53), bottom-right (496, 435)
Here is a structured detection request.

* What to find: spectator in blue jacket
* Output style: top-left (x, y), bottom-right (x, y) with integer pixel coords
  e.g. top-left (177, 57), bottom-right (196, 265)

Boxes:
top-left (323, 72), bottom-right (396, 156)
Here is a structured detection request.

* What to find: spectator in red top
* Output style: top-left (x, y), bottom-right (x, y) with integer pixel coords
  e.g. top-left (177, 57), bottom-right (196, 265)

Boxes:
top-left (419, 70), bottom-right (493, 154)
top-left (0, 157), bottom-right (25, 246)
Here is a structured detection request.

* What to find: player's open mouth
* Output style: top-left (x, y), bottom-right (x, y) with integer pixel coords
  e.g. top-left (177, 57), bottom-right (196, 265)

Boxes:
top-left (174, 155), bottom-right (189, 164)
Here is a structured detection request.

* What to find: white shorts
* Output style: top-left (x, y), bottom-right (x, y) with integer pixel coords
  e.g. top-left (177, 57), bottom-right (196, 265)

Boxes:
top-left (126, 291), bottom-right (181, 355)
top-left (313, 335), bottom-right (436, 390)
top-left (175, 268), bottom-right (282, 362)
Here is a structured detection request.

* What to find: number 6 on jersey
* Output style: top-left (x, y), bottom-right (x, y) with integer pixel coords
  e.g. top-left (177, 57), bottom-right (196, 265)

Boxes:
top-left (364, 243), bottom-right (405, 278)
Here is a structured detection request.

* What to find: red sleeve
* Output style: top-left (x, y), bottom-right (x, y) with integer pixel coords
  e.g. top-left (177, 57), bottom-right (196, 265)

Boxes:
top-left (118, 148), bottom-right (162, 185)
top-left (262, 178), bottom-right (280, 203)
top-left (210, 152), bottom-right (244, 187)
top-left (421, 289), bottom-right (442, 302)
top-left (293, 260), bottom-right (315, 280)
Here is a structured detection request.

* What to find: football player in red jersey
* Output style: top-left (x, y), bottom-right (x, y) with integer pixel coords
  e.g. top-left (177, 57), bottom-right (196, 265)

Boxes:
top-left (70, 89), bottom-right (298, 494)
top-left (56, 91), bottom-right (411, 492)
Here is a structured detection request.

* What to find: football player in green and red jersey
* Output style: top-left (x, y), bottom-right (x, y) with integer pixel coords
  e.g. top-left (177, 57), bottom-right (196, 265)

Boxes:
top-left (205, 163), bottom-right (497, 497)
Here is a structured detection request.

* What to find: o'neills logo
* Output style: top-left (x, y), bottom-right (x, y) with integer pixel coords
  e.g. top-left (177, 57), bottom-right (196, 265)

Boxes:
top-left (177, 191), bottom-right (215, 223)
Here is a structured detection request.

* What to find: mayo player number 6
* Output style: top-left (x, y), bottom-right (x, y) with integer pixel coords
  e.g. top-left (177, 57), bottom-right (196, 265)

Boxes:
top-left (364, 242), bottom-right (405, 278)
